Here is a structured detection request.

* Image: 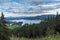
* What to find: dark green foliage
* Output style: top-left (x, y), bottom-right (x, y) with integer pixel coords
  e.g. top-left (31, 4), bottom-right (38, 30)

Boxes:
top-left (12, 23), bottom-right (47, 38)
top-left (45, 16), bottom-right (55, 36)
top-left (0, 11), bottom-right (60, 39)
top-left (11, 11), bottom-right (60, 38)
top-left (12, 16), bottom-right (55, 38)
top-left (0, 12), bottom-right (10, 40)
top-left (55, 12), bottom-right (60, 33)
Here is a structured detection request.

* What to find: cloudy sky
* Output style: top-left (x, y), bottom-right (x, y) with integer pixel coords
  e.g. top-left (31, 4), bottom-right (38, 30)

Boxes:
top-left (0, 0), bottom-right (60, 17)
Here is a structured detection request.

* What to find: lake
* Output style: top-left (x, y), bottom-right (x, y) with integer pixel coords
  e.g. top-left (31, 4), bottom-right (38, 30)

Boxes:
top-left (9, 19), bottom-right (41, 25)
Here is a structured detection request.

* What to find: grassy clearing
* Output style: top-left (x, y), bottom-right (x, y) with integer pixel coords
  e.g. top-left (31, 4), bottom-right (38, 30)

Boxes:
top-left (10, 35), bottom-right (60, 40)
top-left (7, 24), bottom-right (20, 29)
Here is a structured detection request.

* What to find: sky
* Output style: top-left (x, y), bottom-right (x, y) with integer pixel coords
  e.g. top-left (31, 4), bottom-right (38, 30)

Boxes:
top-left (0, 0), bottom-right (60, 17)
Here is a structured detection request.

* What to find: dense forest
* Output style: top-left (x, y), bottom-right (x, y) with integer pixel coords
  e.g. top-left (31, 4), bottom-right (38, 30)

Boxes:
top-left (0, 12), bottom-right (60, 40)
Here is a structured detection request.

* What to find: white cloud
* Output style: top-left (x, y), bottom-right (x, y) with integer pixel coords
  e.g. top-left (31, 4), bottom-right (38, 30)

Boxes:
top-left (0, 0), bottom-right (60, 17)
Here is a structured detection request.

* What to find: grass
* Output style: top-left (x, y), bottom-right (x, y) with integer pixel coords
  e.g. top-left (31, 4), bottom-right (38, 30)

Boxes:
top-left (7, 24), bottom-right (21, 29)
top-left (10, 34), bottom-right (60, 40)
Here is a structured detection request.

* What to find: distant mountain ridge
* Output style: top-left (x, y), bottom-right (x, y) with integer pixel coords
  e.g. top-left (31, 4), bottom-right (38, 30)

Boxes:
top-left (5, 14), bottom-right (55, 20)
top-left (5, 14), bottom-right (55, 25)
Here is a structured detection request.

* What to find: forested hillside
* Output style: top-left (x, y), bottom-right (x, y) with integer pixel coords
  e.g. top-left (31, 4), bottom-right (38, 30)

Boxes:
top-left (0, 12), bottom-right (60, 40)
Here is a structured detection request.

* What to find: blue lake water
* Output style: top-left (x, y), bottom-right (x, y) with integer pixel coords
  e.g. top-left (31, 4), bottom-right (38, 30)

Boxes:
top-left (9, 19), bottom-right (41, 25)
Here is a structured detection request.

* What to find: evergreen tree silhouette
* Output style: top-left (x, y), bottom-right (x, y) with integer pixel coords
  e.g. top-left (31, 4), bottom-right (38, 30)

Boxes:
top-left (0, 12), bottom-right (10, 40)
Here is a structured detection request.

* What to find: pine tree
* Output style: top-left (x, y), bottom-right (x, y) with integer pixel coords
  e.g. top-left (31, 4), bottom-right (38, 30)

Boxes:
top-left (55, 11), bottom-right (60, 34)
top-left (0, 12), bottom-right (10, 40)
top-left (45, 15), bottom-right (55, 36)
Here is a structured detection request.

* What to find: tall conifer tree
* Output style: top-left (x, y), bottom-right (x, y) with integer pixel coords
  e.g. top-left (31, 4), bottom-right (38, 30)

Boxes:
top-left (0, 12), bottom-right (10, 40)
